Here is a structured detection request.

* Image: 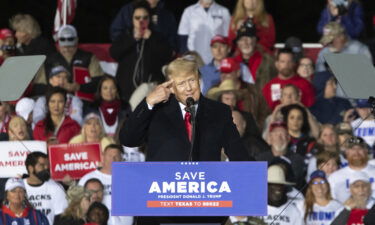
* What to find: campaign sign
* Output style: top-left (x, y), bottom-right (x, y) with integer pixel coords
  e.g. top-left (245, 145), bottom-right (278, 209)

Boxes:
top-left (112, 162), bottom-right (267, 216)
top-left (0, 141), bottom-right (47, 178)
top-left (48, 143), bottom-right (101, 180)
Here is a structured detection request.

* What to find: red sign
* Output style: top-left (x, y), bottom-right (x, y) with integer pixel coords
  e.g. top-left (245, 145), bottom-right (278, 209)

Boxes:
top-left (73, 66), bottom-right (94, 102)
top-left (48, 143), bottom-right (101, 180)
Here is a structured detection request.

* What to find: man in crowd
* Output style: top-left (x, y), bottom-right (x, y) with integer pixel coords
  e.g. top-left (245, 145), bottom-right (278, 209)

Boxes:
top-left (332, 172), bottom-right (374, 225)
top-left (262, 48), bottom-right (315, 110)
top-left (316, 22), bottom-right (372, 72)
top-left (256, 121), bottom-right (305, 188)
top-left (350, 99), bottom-right (375, 148)
top-left (23, 152), bottom-right (67, 225)
top-left (328, 136), bottom-right (375, 203)
top-left (230, 165), bottom-right (303, 224)
top-left (79, 144), bottom-right (133, 225)
top-left (207, 57), bottom-right (269, 128)
top-left (233, 18), bottom-right (276, 91)
top-left (178, 0), bottom-right (230, 64)
top-left (84, 178), bottom-right (105, 203)
top-left (200, 35), bottom-right (231, 95)
top-left (44, 25), bottom-right (104, 101)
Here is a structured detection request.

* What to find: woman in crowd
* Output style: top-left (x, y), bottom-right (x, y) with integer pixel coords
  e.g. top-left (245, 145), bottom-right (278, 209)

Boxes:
top-left (87, 75), bottom-right (130, 139)
top-left (33, 87), bottom-right (81, 144)
top-left (109, 1), bottom-right (172, 102)
top-left (228, 0), bottom-right (275, 52)
top-left (317, 0), bottom-right (364, 39)
top-left (54, 185), bottom-right (91, 225)
top-left (297, 57), bottom-right (314, 82)
top-left (70, 113), bottom-right (115, 152)
top-left (0, 178), bottom-right (49, 225)
top-left (6, 116), bottom-right (31, 141)
top-left (281, 103), bottom-right (319, 157)
top-left (9, 14), bottom-right (55, 56)
top-left (297, 170), bottom-right (343, 225)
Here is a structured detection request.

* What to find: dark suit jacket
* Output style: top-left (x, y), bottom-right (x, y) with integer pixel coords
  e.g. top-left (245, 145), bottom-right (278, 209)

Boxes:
top-left (120, 95), bottom-right (250, 162)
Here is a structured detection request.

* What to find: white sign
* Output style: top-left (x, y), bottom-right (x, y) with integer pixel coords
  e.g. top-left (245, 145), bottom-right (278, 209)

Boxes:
top-left (0, 141), bottom-right (47, 178)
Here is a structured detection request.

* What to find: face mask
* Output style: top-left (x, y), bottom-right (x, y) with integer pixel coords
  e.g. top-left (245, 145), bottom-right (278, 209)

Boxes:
top-left (35, 170), bottom-right (50, 182)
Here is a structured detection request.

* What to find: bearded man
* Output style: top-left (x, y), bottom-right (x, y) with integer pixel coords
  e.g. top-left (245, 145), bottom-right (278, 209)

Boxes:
top-left (255, 121), bottom-right (305, 188)
top-left (328, 136), bottom-right (375, 203)
top-left (262, 48), bottom-right (315, 110)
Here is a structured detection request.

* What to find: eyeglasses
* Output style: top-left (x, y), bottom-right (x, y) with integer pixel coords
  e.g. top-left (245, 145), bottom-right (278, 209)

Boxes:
top-left (312, 180), bottom-right (326, 185)
top-left (59, 37), bottom-right (75, 42)
top-left (134, 16), bottom-right (149, 21)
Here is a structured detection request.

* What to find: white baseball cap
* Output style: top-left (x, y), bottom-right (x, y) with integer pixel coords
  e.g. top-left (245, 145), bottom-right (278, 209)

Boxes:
top-left (5, 178), bottom-right (25, 191)
top-left (15, 97), bottom-right (35, 121)
top-left (349, 171), bottom-right (370, 186)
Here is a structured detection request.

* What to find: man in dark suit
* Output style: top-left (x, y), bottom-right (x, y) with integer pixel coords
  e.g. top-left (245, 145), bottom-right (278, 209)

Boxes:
top-left (120, 57), bottom-right (250, 224)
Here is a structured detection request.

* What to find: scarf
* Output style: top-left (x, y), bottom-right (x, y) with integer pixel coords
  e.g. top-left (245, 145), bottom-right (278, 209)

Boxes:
top-left (99, 100), bottom-right (121, 126)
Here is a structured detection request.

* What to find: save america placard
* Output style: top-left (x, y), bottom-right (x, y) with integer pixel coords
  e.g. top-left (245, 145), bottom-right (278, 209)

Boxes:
top-left (112, 162), bottom-right (267, 216)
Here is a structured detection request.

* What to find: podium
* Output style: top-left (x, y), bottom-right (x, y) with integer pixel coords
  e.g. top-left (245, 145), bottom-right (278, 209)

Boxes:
top-left (112, 161), bottom-right (267, 224)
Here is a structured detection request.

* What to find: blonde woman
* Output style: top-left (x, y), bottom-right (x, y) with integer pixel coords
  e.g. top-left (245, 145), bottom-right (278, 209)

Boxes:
top-left (9, 14), bottom-right (55, 56)
top-left (69, 113), bottom-right (115, 152)
top-left (7, 116), bottom-right (31, 141)
top-left (228, 0), bottom-right (275, 52)
top-left (54, 185), bottom-right (91, 225)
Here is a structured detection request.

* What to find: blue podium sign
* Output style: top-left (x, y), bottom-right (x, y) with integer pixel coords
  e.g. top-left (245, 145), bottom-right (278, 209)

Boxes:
top-left (112, 162), bottom-right (267, 216)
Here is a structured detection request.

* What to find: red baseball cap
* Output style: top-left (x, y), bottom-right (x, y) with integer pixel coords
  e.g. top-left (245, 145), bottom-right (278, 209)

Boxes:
top-left (0, 29), bottom-right (13, 40)
top-left (269, 121), bottom-right (287, 132)
top-left (220, 58), bottom-right (240, 73)
top-left (210, 35), bottom-right (229, 46)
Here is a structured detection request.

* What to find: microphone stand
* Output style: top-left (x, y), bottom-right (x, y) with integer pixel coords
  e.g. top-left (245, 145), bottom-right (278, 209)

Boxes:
top-left (188, 105), bottom-right (196, 161)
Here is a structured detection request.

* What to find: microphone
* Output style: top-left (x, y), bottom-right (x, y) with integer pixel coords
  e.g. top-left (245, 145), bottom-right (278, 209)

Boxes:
top-left (186, 97), bottom-right (195, 108)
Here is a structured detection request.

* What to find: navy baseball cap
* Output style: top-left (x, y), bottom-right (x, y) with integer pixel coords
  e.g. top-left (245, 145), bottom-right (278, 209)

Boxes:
top-left (309, 170), bottom-right (326, 182)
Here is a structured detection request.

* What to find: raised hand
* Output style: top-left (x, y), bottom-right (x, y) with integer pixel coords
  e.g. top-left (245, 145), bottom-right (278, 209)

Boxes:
top-left (146, 80), bottom-right (174, 106)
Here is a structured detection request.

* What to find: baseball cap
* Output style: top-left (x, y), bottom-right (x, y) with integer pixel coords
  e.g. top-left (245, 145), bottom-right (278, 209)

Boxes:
top-left (219, 58), bottom-right (240, 73)
top-left (58, 25), bottom-right (78, 47)
top-left (320, 22), bottom-right (345, 46)
top-left (335, 122), bottom-right (353, 135)
top-left (309, 170), bottom-right (326, 182)
top-left (210, 35), bottom-right (229, 46)
top-left (236, 18), bottom-right (257, 41)
top-left (269, 121), bottom-right (287, 132)
top-left (267, 165), bottom-right (295, 185)
top-left (83, 113), bottom-right (101, 124)
top-left (348, 171), bottom-right (370, 186)
top-left (285, 36), bottom-right (303, 62)
top-left (0, 28), bottom-right (13, 40)
top-left (355, 99), bottom-right (371, 108)
top-left (5, 178), bottom-right (25, 191)
top-left (347, 136), bottom-right (368, 149)
top-left (49, 65), bottom-right (70, 78)
top-left (15, 97), bottom-right (35, 121)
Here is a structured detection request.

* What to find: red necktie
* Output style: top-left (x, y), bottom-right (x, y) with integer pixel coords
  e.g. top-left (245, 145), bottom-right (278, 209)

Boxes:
top-left (184, 109), bottom-right (192, 142)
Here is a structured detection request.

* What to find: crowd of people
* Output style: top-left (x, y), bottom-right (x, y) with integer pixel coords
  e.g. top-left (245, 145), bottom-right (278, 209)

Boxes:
top-left (0, 0), bottom-right (375, 224)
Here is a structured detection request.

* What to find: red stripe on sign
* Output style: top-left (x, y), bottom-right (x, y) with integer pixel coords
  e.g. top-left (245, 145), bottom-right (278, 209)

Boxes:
top-left (147, 201), bottom-right (232, 208)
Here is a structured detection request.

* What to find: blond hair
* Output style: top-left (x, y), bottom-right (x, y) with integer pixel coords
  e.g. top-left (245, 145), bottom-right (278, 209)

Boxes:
top-left (10, 14), bottom-right (41, 38)
top-left (8, 116), bottom-right (30, 140)
top-left (63, 185), bottom-right (90, 220)
top-left (232, 0), bottom-right (269, 31)
top-left (165, 57), bottom-right (200, 79)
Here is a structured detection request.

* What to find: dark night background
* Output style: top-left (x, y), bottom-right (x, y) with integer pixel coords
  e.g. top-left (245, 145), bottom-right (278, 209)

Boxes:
top-left (0, 0), bottom-right (374, 43)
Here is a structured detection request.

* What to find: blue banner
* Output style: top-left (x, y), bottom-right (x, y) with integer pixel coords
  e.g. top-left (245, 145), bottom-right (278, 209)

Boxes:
top-left (112, 162), bottom-right (267, 216)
